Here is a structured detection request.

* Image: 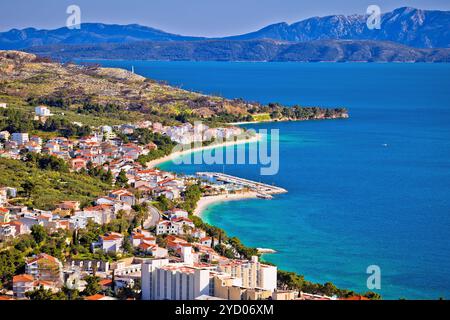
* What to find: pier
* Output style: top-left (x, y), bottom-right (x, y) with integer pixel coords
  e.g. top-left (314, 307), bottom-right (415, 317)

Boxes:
top-left (197, 172), bottom-right (288, 195)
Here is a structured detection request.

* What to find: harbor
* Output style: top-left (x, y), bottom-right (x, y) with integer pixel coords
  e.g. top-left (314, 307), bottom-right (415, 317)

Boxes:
top-left (196, 172), bottom-right (288, 195)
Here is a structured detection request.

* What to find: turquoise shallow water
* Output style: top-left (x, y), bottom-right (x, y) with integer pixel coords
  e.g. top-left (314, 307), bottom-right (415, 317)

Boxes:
top-left (87, 60), bottom-right (450, 299)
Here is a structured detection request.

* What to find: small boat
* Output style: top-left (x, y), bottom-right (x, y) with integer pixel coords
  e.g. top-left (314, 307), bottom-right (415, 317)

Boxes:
top-left (257, 193), bottom-right (273, 200)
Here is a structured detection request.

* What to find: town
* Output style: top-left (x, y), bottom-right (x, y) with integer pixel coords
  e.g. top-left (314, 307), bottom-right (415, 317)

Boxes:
top-left (0, 103), bottom-right (370, 301)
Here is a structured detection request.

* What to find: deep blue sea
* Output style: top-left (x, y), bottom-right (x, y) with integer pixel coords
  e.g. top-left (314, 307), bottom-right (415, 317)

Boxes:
top-left (88, 60), bottom-right (450, 299)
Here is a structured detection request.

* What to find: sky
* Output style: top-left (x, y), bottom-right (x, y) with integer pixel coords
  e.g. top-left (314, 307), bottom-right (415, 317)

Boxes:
top-left (1, 0), bottom-right (449, 36)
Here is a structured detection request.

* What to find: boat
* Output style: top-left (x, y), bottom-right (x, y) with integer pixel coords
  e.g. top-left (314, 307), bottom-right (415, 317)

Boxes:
top-left (257, 193), bottom-right (273, 200)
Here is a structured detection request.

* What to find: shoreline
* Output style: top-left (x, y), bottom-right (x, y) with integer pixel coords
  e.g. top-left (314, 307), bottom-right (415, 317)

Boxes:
top-left (193, 191), bottom-right (259, 217)
top-left (229, 115), bottom-right (349, 126)
top-left (146, 134), bottom-right (262, 168)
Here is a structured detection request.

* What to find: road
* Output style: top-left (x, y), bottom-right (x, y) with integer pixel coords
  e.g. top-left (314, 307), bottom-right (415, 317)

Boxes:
top-left (143, 205), bottom-right (161, 228)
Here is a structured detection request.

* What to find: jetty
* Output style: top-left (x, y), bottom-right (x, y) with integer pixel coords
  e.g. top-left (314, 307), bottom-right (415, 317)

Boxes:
top-left (197, 172), bottom-right (287, 195)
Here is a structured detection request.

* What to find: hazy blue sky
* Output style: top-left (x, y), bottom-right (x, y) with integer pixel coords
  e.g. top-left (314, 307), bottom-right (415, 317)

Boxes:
top-left (1, 0), bottom-right (449, 36)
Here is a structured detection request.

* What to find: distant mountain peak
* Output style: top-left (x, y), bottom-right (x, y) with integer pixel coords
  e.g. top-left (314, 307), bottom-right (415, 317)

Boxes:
top-left (226, 6), bottom-right (449, 48)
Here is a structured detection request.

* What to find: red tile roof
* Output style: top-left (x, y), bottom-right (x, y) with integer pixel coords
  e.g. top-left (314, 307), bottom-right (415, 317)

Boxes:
top-left (99, 279), bottom-right (113, 287)
top-left (85, 294), bottom-right (107, 301)
top-left (13, 274), bottom-right (34, 283)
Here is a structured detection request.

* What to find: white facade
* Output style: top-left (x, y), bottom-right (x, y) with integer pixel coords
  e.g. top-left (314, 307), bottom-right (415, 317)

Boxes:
top-left (35, 106), bottom-right (52, 117)
top-left (167, 209), bottom-right (189, 220)
top-left (11, 133), bottom-right (29, 145)
top-left (259, 263), bottom-right (278, 292)
top-left (217, 256), bottom-right (277, 292)
top-left (141, 259), bottom-right (212, 300)
top-left (156, 218), bottom-right (195, 236)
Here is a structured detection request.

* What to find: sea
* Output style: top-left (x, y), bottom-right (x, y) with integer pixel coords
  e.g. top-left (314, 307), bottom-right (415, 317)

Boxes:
top-left (85, 60), bottom-right (450, 299)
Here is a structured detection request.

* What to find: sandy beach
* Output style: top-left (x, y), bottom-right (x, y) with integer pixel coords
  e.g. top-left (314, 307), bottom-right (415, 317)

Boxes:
top-left (146, 134), bottom-right (261, 169)
top-left (194, 192), bottom-right (259, 217)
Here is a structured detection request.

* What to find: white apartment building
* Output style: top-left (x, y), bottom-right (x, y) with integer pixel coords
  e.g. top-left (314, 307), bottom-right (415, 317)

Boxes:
top-left (217, 256), bottom-right (277, 292)
top-left (11, 133), bottom-right (29, 145)
top-left (141, 259), bottom-right (213, 300)
top-left (156, 217), bottom-right (195, 236)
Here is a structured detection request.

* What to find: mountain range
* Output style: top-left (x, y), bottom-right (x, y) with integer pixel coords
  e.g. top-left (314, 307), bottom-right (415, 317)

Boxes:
top-left (1, 7), bottom-right (449, 62)
top-left (225, 7), bottom-right (450, 48)
top-left (26, 39), bottom-right (450, 63)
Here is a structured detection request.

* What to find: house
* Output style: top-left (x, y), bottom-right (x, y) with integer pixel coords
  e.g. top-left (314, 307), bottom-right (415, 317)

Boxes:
top-left (8, 220), bottom-right (27, 236)
top-left (70, 206), bottom-right (113, 229)
top-left (119, 124), bottom-right (135, 135)
top-left (154, 189), bottom-right (176, 201)
top-left (11, 133), bottom-right (29, 145)
top-left (130, 230), bottom-right (155, 248)
top-left (271, 290), bottom-right (299, 300)
top-left (0, 189), bottom-right (7, 206)
top-left (70, 157), bottom-right (87, 171)
top-left (0, 222), bottom-right (16, 240)
top-left (99, 278), bottom-right (113, 291)
top-left (93, 232), bottom-right (124, 253)
top-left (17, 216), bottom-right (42, 231)
top-left (171, 217), bottom-right (195, 234)
top-left (192, 228), bottom-right (207, 239)
top-left (109, 189), bottom-right (136, 206)
top-left (12, 274), bottom-right (35, 298)
top-left (35, 106), bottom-right (52, 117)
top-left (156, 220), bottom-right (174, 235)
top-left (138, 243), bottom-right (168, 258)
top-left (5, 187), bottom-right (17, 198)
top-left (167, 208), bottom-right (189, 220)
top-left (95, 197), bottom-right (116, 206)
top-left (85, 294), bottom-right (117, 301)
top-left (25, 141), bottom-right (42, 153)
top-left (30, 136), bottom-right (43, 145)
top-left (25, 253), bottom-right (63, 285)
top-left (44, 141), bottom-right (60, 153)
top-left (56, 201), bottom-right (80, 211)
top-left (0, 207), bottom-right (10, 223)
top-left (199, 236), bottom-right (213, 247)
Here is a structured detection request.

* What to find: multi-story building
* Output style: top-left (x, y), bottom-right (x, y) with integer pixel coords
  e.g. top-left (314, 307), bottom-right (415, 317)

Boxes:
top-left (217, 256), bottom-right (277, 292)
top-left (141, 259), bottom-right (213, 300)
top-left (156, 217), bottom-right (195, 236)
top-left (92, 232), bottom-right (124, 253)
top-left (11, 133), bottom-right (29, 145)
top-left (213, 274), bottom-right (272, 300)
top-left (12, 274), bottom-right (35, 298)
top-left (25, 253), bottom-right (63, 285)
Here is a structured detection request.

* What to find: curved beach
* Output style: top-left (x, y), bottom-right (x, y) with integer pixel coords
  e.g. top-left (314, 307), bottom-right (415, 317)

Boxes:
top-left (194, 192), bottom-right (259, 217)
